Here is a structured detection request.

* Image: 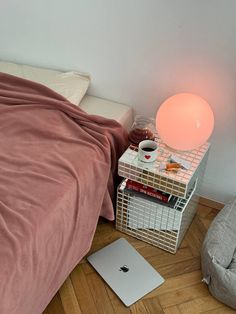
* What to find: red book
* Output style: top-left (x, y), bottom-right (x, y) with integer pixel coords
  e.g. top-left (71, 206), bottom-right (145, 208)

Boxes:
top-left (126, 179), bottom-right (172, 203)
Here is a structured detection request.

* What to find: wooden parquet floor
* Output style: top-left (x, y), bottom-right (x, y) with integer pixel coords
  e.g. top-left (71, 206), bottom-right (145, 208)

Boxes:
top-left (43, 199), bottom-right (235, 314)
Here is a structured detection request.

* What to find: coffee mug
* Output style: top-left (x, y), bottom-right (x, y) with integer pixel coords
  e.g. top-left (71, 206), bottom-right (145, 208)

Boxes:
top-left (138, 140), bottom-right (158, 163)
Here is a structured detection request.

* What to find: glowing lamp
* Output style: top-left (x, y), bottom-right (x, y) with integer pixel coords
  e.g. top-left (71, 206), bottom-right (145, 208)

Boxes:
top-left (156, 93), bottom-right (214, 151)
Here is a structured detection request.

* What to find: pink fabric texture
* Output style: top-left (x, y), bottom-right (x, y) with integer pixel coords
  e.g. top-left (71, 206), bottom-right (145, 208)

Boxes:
top-left (0, 73), bottom-right (128, 314)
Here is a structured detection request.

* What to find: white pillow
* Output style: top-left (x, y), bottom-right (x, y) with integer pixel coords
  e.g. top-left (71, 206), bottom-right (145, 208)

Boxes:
top-left (0, 61), bottom-right (90, 105)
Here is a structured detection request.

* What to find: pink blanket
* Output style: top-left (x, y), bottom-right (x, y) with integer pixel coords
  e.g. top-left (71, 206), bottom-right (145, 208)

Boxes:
top-left (0, 73), bottom-right (128, 314)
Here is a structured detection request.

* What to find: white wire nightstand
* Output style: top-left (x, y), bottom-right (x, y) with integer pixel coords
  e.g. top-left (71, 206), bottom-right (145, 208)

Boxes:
top-left (116, 137), bottom-right (210, 254)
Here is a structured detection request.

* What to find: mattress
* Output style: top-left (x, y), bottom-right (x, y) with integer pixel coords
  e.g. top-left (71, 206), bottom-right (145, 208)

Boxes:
top-left (80, 95), bottom-right (133, 130)
top-left (0, 61), bottom-right (133, 130)
top-left (0, 61), bottom-right (90, 105)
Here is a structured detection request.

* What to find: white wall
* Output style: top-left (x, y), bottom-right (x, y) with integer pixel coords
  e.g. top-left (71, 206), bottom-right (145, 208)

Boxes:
top-left (0, 0), bottom-right (235, 203)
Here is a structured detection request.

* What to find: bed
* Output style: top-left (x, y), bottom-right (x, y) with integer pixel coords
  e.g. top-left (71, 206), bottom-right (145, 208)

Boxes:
top-left (0, 62), bottom-right (132, 314)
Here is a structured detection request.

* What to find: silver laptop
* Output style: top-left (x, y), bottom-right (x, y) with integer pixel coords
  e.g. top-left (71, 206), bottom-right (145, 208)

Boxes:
top-left (87, 238), bottom-right (164, 306)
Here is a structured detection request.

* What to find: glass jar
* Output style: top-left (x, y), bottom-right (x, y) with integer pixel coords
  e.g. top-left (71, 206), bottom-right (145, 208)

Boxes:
top-left (128, 115), bottom-right (156, 145)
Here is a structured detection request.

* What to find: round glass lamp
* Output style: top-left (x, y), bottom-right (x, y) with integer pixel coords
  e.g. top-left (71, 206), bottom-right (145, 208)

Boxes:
top-left (156, 93), bottom-right (214, 151)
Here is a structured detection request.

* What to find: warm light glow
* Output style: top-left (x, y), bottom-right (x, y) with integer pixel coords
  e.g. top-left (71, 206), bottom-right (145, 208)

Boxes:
top-left (156, 93), bottom-right (214, 151)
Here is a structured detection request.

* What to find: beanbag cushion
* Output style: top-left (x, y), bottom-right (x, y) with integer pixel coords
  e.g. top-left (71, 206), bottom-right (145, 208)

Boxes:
top-left (201, 197), bottom-right (236, 309)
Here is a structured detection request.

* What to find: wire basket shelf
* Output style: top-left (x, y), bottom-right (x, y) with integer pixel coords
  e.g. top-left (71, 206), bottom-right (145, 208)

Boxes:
top-left (118, 137), bottom-right (209, 199)
top-left (116, 179), bottom-right (198, 254)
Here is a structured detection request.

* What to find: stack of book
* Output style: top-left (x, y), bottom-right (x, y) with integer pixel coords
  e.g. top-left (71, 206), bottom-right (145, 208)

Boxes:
top-left (124, 179), bottom-right (178, 208)
top-left (124, 179), bottom-right (180, 231)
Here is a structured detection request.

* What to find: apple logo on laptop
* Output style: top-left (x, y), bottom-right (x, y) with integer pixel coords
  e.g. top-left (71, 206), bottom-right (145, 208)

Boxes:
top-left (119, 265), bottom-right (129, 272)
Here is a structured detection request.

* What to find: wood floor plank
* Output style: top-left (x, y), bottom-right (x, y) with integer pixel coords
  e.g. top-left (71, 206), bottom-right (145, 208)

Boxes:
top-left (201, 208), bottom-right (219, 229)
top-left (59, 277), bottom-right (82, 314)
top-left (158, 283), bottom-right (209, 308)
top-left (200, 217), bottom-right (213, 230)
top-left (178, 295), bottom-right (224, 313)
top-left (137, 244), bottom-right (168, 259)
top-left (130, 301), bottom-right (150, 314)
top-left (163, 305), bottom-right (181, 314)
top-left (138, 245), bottom-right (192, 264)
top-left (143, 270), bottom-right (202, 299)
top-left (185, 216), bottom-right (207, 257)
top-left (42, 293), bottom-right (65, 314)
top-left (105, 285), bottom-right (132, 314)
top-left (199, 197), bottom-right (224, 210)
top-left (90, 227), bottom-right (146, 254)
top-left (157, 256), bottom-right (201, 278)
top-left (197, 204), bottom-right (213, 218)
top-left (70, 264), bottom-right (98, 314)
top-left (204, 208), bottom-right (220, 221)
top-left (86, 272), bottom-right (115, 314)
top-left (197, 206), bottom-right (218, 229)
top-left (81, 261), bottom-right (95, 275)
top-left (147, 247), bottom-right (193, 270)
top-left (142, 297), bottom-right (164, 313)
top-left (179, 238), bottom-right (188, 249)
top-left (204, 306), bottom-right (236, 313)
